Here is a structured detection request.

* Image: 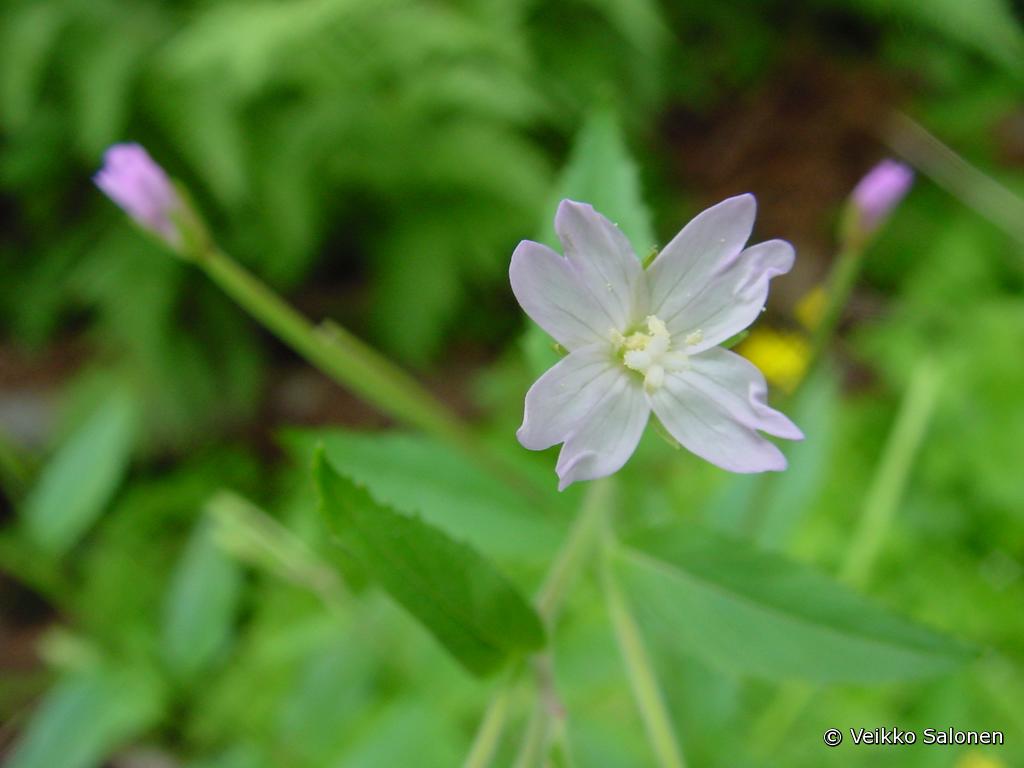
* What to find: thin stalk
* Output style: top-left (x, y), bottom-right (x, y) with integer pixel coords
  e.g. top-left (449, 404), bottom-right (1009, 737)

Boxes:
top-left (803, 244), bottom-right (862, 390)
top-left (464, 668), bottom-right (520, 768)
top-left (742, 236), bottom-right (865, 536)
top-left (841, 359), bottom-right (943, 587)
top-left (536, 479), bottom-right (611, 623)
top-left (197, 248), bottom-right (465, 443)
top-left (600, 494), bottom-right (685, 768)
top-left (192, 247), bottom-right (537, 493)
top-left (883, 112), bottom-right (1024, 249)
top-left (511, 700), bottom-right (549, 768)
top-left (601, 548), bottom-right (686, 768)
top-left (463, 479), bottom-right (612, 768)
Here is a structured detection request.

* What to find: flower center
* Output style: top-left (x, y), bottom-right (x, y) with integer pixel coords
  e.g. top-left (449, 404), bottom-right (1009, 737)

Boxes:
top-left (613, 315), bottom-right (692, 392)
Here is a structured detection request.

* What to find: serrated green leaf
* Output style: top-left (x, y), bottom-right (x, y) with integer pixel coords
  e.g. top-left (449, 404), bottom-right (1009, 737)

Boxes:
top-left (162, 508), bottom-right (243, 681)
top-left (615, 523), bottom-right (974, 682)
top-left (22, 389), bottom-right (137, 555)
top-left (285, 428), bottom-right (562, 560)
top-left (313, 449), bottom-right (545, 676)
top-left (5, 664), bottom-right (163, 768)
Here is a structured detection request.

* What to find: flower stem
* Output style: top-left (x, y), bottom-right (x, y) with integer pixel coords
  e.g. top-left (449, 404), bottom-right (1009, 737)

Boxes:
top-left (192, 247), bottom-right (537, 492)
top-left (840, 358), bottom-right (943, 587)
top-left (198, 248), bottom-right (464, 439)
top-left (803, 244), bottom-right (862, 385)
top-left (601, 512), bottom-right (686, 768)
top-left (463, 666), bottom-right (520, 768)
top-left (463, 479), bottom-right (612, 768)
top-left (536, 479), bottom-right (610, 623)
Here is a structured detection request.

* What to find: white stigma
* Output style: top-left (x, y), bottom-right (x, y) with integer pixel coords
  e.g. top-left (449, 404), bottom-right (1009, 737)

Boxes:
top-left (617, 315), bottom-right (690, 392)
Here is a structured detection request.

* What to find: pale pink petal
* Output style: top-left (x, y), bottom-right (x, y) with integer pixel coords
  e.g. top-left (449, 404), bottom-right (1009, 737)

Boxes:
top-left (510, 240), bottom-right (612, 349)
top-left (517, 345), bottom-right (621, 450)
top-left (679, 348), bottom-right (802, 439)
top-left (666, 239), bottom-right (794, 350)
top-left (648, 354), bottom-right (793, 473)
top-left (646, 194), bottom-right (756, 324)
top-left (555, 200), bottom-right (648, 333)
top-left (851, 159), bottom-right (913, 233)
top-left (555, 373), bottom-right (650, 490)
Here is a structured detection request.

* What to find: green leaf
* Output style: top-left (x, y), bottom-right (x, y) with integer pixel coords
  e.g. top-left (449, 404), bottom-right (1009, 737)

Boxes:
top-left (0, 4), bottom-right (64, 128)
top-left (544, 108), bottom-right (654, 254)
top-left (285, 428), bottom-right (562, 560)
top-left (313, 449), bottom-right (545, 676)
top-left (162, 506), bottom-right (244, 681)
top-left (615, 523), bottom-right (974, 682)
top-left (22, 389), bottom-right (137, 556)
top-left (6, 664), bottom-right (163, 768)
top-left (863, 0), bottom-right (1024, 79)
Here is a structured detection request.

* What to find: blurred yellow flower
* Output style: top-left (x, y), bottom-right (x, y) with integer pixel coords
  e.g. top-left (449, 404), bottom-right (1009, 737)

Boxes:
top-left (956, 752), bottom-right (1006, 768)
top-left (737, 327), bottom-right (810, 393)
top-left (796, 284), bottom-right (827, 330)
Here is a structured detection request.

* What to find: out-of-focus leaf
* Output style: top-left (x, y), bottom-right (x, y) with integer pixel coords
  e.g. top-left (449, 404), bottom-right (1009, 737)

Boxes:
top-left (590, 0), bottom-right (668, 49)
top-left (0, 4), bottom-right (64, 128)
top-left (371, 213), bottom-right (461, 364)
top-left (861, 0), bottom-right (1024, 78)
top-left (274, 645), bottom-right (375, 764)
top-left (22, 389), bottom-right (137, 556)
top-left (65, 12), bottom-right (155, 158)
top-left (544, 108), bottom-right (654, 253)
top-left (5, 664), bottom-right (163, 768)
top-left (284, 428), bottom-right (562, 560)
top-left (162, 509), bottom-right (243, 681)
top-left (184, 745), bottom-right (269, 768)
top-left (314, 450), bottom-right (545, 676)
top-left (332, 697), bottom-right (463, 767)
top-left (616, 523), bottom-right (974, 682)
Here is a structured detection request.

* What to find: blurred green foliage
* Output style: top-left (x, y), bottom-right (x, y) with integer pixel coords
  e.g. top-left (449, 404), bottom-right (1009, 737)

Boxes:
top-left (2, 0), bottom-right (1024, 766)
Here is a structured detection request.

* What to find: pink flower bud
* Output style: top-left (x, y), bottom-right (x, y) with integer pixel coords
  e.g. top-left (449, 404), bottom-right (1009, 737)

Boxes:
top-left (94, 144), bottom-right (183, 248)
top-left (850, 159), bottom-right (914, 235)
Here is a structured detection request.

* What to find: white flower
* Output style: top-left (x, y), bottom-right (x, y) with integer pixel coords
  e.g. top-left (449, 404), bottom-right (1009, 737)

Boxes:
top-left (510, 195), bottom-right (803, 490)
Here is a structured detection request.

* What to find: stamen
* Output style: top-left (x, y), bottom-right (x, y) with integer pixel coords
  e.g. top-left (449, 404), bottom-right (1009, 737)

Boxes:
top-left (614, 314), bottom-right (682, 392)
top-left (644, 364), bottom-right (665, 392)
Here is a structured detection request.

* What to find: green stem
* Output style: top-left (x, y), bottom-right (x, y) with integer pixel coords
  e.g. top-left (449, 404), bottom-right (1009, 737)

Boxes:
top-left (193, 247), bottom-right (537, 493)
top-left (463, 479), bottom-right (612, 768)
top-left (601, 513), bottom-right (686, 768)
top-left (464, 668), bottom-right (519, 768)
top-left (536, 479), bottom-right (610, 623)
top-left (511, 699), bottom-right (549, 768)
top-left (883, 112), bottom-right (1024, 249)
top-left (198, 248), bottom-right (465, 442)
top-left (841, 359), bottom-right (943, 587)
top-left (804, 244), bottom-right (862, 387)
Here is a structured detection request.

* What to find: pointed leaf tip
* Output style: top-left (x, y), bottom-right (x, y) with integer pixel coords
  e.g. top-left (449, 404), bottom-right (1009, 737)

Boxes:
top-left (314, 456), bottom-right (545, 675)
